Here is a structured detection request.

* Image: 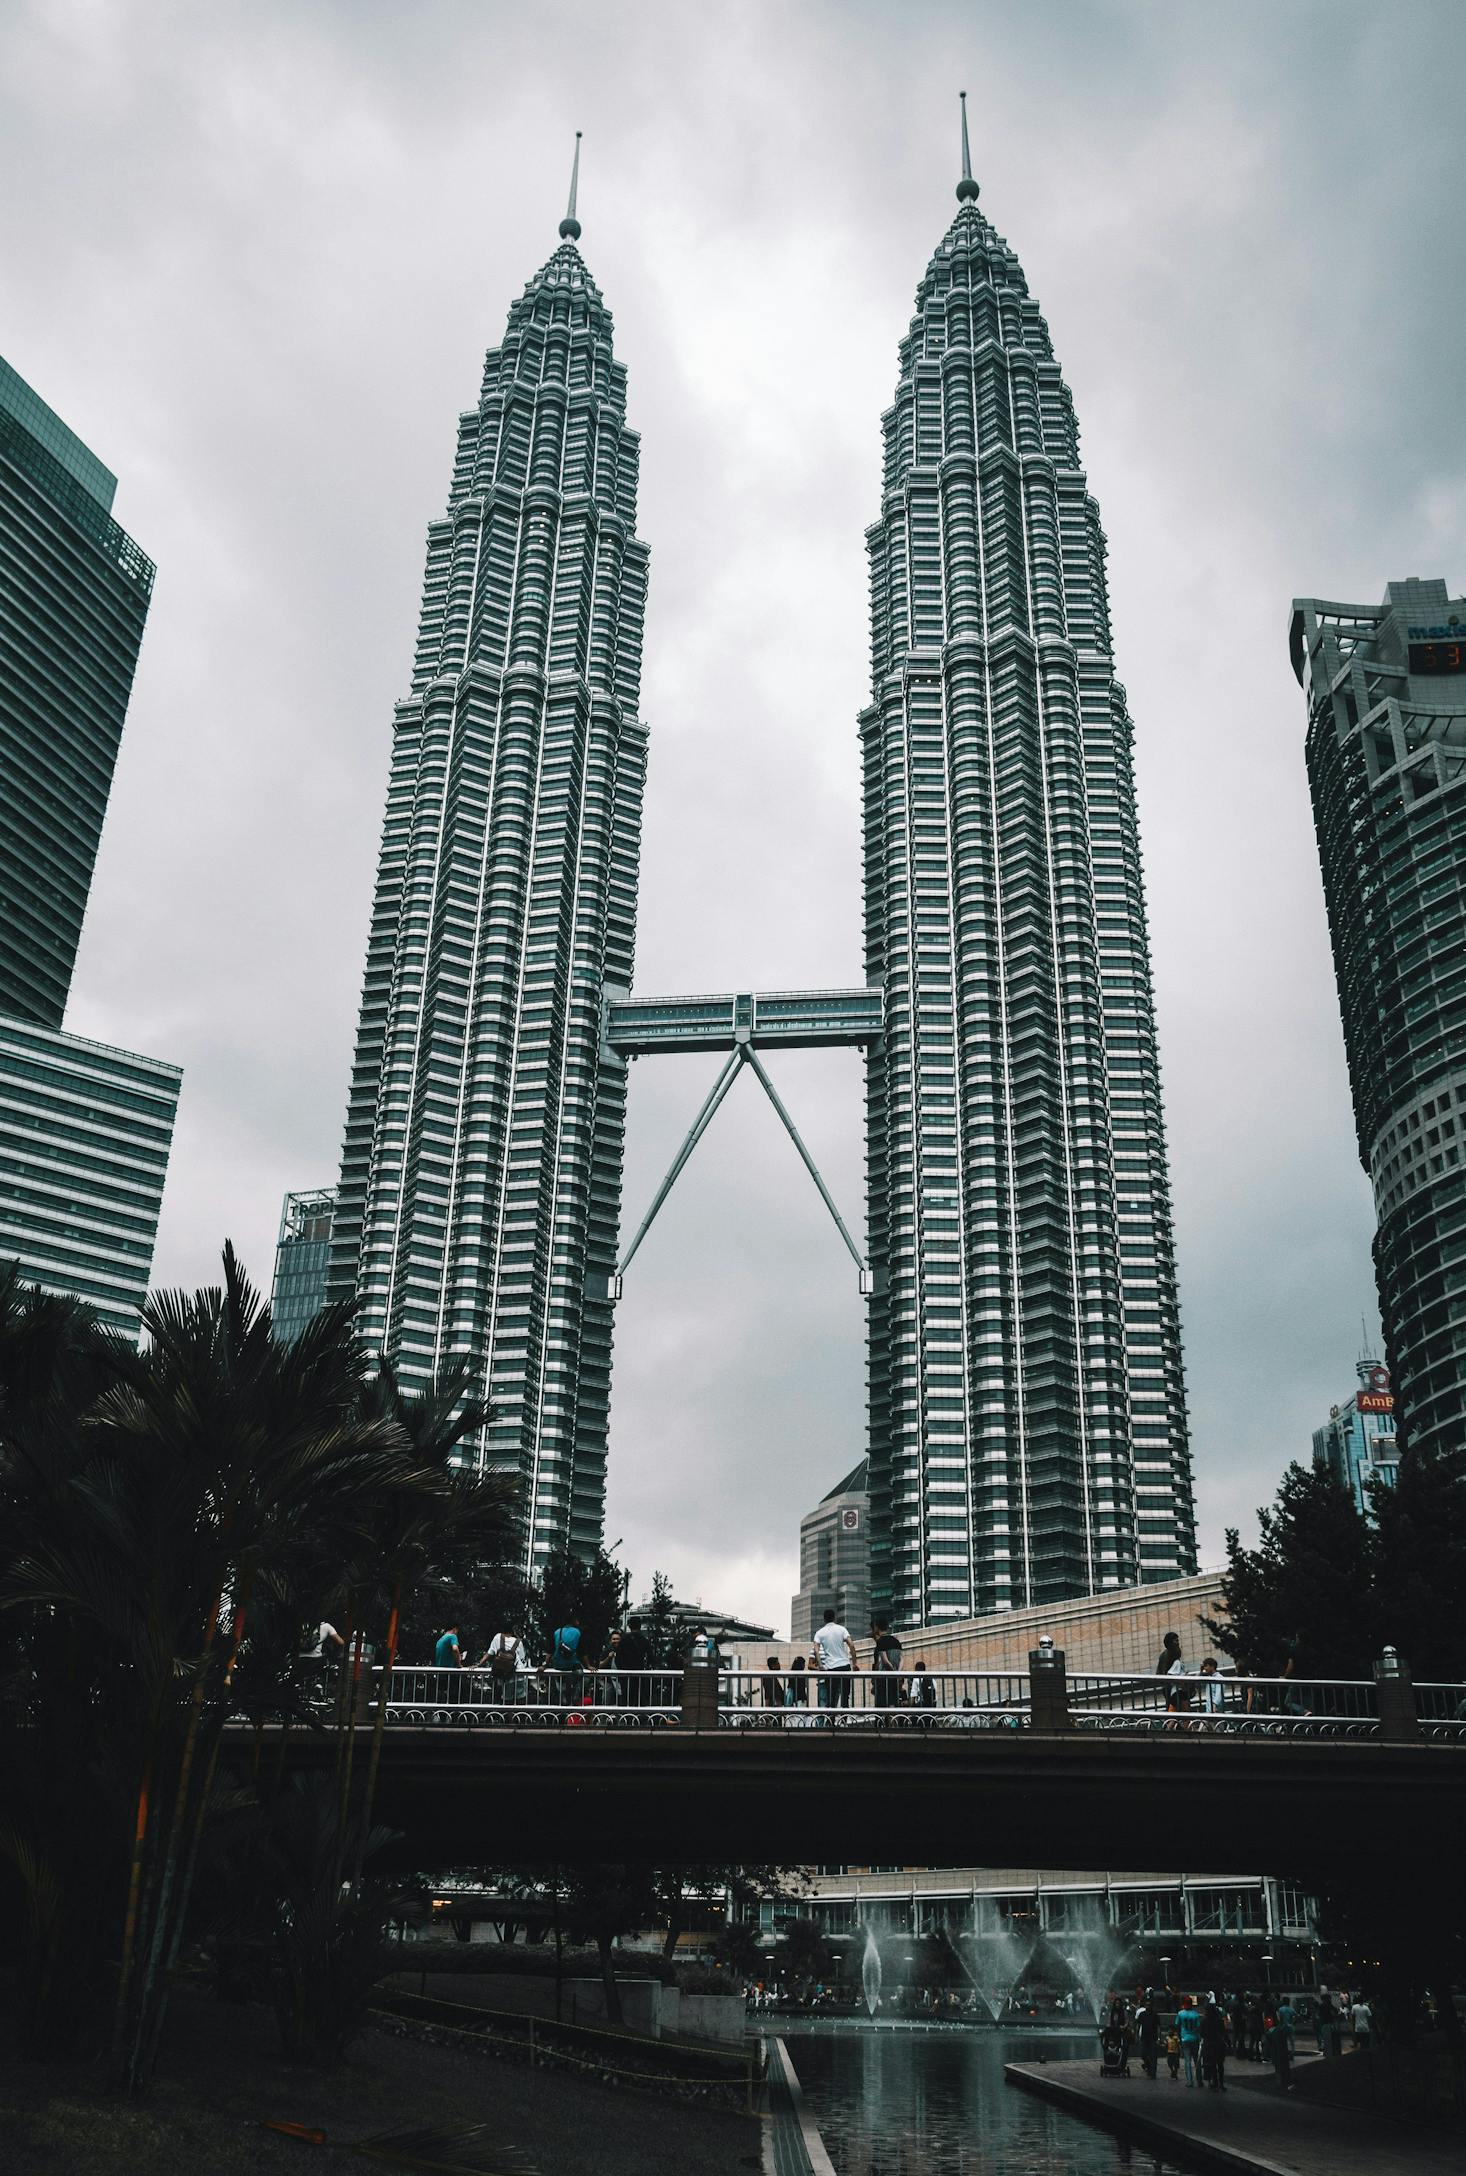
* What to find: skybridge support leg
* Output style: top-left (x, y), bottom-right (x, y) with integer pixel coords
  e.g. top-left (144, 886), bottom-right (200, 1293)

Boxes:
top-left (617, 1046), bottom-right (745, 1279)
top-left (741, 1045), bottom-right (866, 1276)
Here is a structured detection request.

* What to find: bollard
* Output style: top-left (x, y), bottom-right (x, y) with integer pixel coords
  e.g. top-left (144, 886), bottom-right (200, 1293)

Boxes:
top-left (1027, 1636), bottom-right (1073, 1732)
top-left (1373, 1647), bottom-right (1419, 1743)
top-left (679, 1660), bottom-right (720, 1730)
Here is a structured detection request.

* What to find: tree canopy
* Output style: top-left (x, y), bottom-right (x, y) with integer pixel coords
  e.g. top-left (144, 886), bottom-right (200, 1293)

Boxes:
top-left (1205, 1446), bottom-right (1466, 1682)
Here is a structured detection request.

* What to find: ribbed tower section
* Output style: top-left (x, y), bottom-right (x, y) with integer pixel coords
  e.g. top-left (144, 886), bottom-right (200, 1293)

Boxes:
top-left (862, 172), bottom-right (1194, 1622)
top-left (328, 224), bottom-right (649, 1569)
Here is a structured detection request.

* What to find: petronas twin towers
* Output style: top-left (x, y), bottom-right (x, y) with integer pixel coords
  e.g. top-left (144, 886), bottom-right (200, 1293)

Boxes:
top-left (326, 112), bottom-right (1196, 1621)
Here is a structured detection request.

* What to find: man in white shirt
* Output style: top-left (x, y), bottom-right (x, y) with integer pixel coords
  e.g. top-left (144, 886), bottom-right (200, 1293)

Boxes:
top-left (812, 1610), bottom-right (856, 1708)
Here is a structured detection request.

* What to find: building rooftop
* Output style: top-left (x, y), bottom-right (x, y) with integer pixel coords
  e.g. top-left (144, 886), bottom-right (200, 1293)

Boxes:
top-left (0, 354), bottom-right (117, 511)
top-left (821, 1457), bottom-right (869, 1504)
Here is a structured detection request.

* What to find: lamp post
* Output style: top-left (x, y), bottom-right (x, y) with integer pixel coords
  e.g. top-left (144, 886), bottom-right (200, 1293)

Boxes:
top-left (1159, 1953), bottom-right (1172, 1991)
top-left (1261, 1950), bottom-right (1273, 1997)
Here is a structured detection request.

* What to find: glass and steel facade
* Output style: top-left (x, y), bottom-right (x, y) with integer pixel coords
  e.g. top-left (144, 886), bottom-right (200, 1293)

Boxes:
top-left (328, 223), bottom-right (649, 1568)
top-left (862, 174), bottom-right (1194, 1621)
top-left (271, 1186), bottom-right (337, 1346)
top-left (791, 1458), bottom-right (872, 1646)
top-left (1311, 1359), bottom-right (1398, 1519)
top-left (0, 354), bottom-right (155, 1027)
top-left (1292, 578), bottom-right (1466, 1459)
top-left (0, 1017), bottom-right (180, 1337)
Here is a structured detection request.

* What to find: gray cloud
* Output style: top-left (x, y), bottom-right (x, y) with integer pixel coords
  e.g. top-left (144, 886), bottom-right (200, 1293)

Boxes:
top-left (5, 0), bottom-right (1463, 1631)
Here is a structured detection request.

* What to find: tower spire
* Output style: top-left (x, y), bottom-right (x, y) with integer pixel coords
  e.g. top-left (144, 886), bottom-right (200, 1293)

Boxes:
top-left (559, 131), bottom-right (583, 241)
top-left (956, 91), bottom-right (979, 202)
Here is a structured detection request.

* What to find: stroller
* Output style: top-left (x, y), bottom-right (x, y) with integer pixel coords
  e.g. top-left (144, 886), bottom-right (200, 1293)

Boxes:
top-left (1099, 2020), bottom-right (1132, 2078)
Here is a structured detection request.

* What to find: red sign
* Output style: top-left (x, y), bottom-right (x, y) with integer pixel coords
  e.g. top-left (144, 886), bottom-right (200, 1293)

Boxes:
top-left (1356, 1392), bottom-right (1394, 1413)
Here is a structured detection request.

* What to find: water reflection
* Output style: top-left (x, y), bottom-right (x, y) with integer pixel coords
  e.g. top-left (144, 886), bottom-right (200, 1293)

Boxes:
top-left (788, 2029), bottom-right (1199, 2176)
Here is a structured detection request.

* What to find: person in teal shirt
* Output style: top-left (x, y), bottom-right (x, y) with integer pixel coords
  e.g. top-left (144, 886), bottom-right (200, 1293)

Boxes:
top-left (1176, 1998), bottom-right (1202, 2087)
top-left (434, 1625), bottom-right (462, 1669)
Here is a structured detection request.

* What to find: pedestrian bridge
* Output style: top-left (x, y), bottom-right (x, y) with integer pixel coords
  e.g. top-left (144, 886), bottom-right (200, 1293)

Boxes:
top-left (236, 1659), bottom-right (1466, 1879)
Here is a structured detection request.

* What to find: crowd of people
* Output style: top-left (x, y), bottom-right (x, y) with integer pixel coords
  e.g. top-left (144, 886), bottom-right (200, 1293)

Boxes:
top-left (1104, 1984), bottom-right (1377, 2091)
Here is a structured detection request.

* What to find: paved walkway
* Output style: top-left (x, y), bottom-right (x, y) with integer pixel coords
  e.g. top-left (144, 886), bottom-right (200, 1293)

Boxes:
top-left (762, 2038), bottom-right (836, 2176)
top-left (1006, 2056), bottom-right (1461, 2175)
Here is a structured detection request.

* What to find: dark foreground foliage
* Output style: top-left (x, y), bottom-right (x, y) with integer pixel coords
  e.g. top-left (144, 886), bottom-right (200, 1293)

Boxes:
top-left (0, 1251), bottom-right (518, 2092)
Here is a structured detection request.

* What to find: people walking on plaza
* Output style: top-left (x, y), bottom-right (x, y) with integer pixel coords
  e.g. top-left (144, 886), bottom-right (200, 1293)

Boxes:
top-left (1315, 1987), bottom-right (1340, 2057)
top-left (1263, 2011), bottom-right (1293, 2090)
top-left (761, 1656), bottom-right (784, 1708)
top-left (1175, 1995), bottom-right (1201, 2086)
top-left (871, 1617), bottom-right (903, 1710)
top-left (1277, 1994), bottom-right (1297, 2056)
top-left (1350, 1995), bottom-right (1374, 2048)
top-left (813, 1609), bottom-right (856, 1707)
top-left (1235, 1993), bottom-right (1261, 2062)
top-left (1227, 1989), bottom-right (1248, 2056)
top-left (1199, 2001), bottom-right (1229, 2090)
top-left (1165, 2025), bottom-right (1181, 2080)
top-left (434, 1623), bottom-right (463, 1669)
top-left (1136, 2003), bottom-right (1160, 2079)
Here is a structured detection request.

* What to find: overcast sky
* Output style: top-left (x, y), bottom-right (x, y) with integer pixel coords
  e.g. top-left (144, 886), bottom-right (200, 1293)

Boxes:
top-left (5, 1), bottom-right (1464, 1634)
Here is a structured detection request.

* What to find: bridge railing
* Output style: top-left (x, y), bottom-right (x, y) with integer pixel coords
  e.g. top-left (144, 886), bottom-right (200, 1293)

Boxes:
top-left (714, 1669), bottom-right (1031, 1726)
top-left (1416, 1683), bottom-right (1466, 1741)
top-left (1066, 1669), bottom-right (1382, 1738)
top-left (382, 1666), bottom-right (683, 1726)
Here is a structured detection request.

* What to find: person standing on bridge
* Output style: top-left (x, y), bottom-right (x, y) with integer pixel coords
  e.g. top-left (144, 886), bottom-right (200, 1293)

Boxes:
top-left (616, 1614), bottom-right (651, 1707)
top-left (548, 1616), bottom-right (583, 1687)
top-left (434, 1624), bottom-right (463, 1670)
top-left (871, 1618), bottom-right (903, 1711)
top-left (813, 1609), bottom-right (856, 1708)
top-left (760, 1656), bottom-right (784, 1708)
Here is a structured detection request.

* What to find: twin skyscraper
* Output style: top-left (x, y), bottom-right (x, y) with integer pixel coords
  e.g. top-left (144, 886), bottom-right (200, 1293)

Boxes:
top-left (312, 113), bottom-right (1198, 1621)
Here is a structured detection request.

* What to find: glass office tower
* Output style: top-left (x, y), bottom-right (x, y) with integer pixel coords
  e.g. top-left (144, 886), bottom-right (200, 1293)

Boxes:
top-left (1292, 577), bottom-right (1466, 1461)
top-left (270, 1186), bottom-right (337, 1346)
top-left (0, 355), bottom-right (154, 1027)
top-left (328, 193), bottom-right (649, 1568)
top-left (862, 132), bottom-right (1194, 1621)
top-left (0, 353), bottom-right (179, 1336)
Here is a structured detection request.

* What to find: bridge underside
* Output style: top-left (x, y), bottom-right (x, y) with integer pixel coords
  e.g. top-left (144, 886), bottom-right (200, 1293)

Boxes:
top-left (242, 1727), bottom-right (1465, 1882)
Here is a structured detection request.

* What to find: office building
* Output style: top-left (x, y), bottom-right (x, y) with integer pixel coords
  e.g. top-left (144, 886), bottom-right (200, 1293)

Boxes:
top-left (791, 1459), bottom-right (872, 1644)
top-left (1312, 1358), bottom-right (1398, 1518)
top-left (1291, 578), bottom-right (1466, 1457)
top-left (0, 355), bottom-right (154, 1027)
top-left (0, 354), bottom-right (178, 1336)
top-left (862, 107), bottom-right (1194, 1623)
top-left (0, 1017), bottom-right (180, 1337)
top-left (327, 156), bottom-right (649, 1568)
top-left (271, 1186), bottom-right (337, 1345)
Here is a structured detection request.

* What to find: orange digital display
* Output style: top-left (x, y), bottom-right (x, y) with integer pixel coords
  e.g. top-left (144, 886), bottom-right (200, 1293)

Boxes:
top-left (1409, 640), bottom-right (1466, 674)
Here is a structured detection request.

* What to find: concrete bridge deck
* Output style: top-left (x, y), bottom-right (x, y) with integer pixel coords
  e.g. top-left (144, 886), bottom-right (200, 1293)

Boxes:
top-left (235, 1720), bottom-right (1466, 1876)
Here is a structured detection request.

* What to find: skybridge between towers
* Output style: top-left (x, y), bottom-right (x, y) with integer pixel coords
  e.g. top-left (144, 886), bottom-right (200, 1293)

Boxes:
top-left (598, 985), bottom-right (884, 1297)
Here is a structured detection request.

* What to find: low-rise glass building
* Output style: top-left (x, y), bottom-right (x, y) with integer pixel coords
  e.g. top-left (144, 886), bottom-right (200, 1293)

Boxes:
top-left (0, 1017), bottom-right (180, 1337)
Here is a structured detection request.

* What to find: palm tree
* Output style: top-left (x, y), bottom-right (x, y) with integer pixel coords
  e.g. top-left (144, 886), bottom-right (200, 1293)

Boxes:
top-left (1, 1246), bottom-right (430, 2089)
top-left (342, 1356), bottom-right (520, 1878)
